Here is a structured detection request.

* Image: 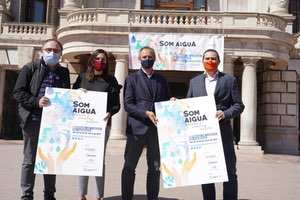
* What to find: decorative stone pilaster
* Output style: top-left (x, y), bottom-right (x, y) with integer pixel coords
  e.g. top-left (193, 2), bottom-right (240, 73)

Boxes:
top-left (239, 58), bottom-right (259, 146)
top-left (269, 0), bottom-right (289, 15)
top-left (110, 54), bottom-right (128, 139)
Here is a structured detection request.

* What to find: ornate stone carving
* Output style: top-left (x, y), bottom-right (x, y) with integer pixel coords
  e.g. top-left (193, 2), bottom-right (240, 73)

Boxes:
top-left (269, 0), bottom-right (289, 15)
top-left (64, 0), bottom-right (81, 8)
top-left (0, 0), bottom-right (6, 9)
top-left (6, 0), bottom-right (11, 11)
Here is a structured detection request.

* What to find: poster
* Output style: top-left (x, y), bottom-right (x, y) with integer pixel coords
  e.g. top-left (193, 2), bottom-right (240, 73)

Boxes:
top-left (34, 87), bottom-right (107, 176)
top-left (129, 33), bottom-right (224, 71)
top-left (155, 96), bottom-right (228, 188)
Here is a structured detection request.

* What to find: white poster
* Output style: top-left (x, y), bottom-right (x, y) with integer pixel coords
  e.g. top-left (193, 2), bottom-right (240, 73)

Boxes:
top-left (34, 87), bottom-right (107, 176)
top-left (129, 33), bottom-right (224, 71)
top-left (155, 96), bottom-right (228, 188)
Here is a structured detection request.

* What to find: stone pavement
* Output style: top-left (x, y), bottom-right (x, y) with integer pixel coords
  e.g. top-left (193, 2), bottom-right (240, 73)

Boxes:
top-left (0, 139), bottom-right (300, 200)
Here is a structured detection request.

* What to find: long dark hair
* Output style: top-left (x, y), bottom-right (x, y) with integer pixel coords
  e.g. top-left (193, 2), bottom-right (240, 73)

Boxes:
top-left (86, 49), bottom-right (109, 81)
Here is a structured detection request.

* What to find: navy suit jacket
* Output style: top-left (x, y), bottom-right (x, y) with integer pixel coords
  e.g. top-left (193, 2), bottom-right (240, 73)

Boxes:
top-left (186, 71), bottom-right (244, 137)
top-left (124, 69), bottom-right (171, 135)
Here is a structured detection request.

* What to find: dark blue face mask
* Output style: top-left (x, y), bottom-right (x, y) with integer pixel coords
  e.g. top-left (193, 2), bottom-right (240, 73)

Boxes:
top-left (141, 59), bottom-right (155, 69)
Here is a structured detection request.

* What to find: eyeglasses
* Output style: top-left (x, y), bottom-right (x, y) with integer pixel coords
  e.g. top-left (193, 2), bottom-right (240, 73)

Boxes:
top-left (43, 48), bottom-right (61, 54)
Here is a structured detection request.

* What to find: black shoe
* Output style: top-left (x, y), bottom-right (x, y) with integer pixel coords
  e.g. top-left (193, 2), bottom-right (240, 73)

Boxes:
top-left (44, 194), bottom-right (56, 200)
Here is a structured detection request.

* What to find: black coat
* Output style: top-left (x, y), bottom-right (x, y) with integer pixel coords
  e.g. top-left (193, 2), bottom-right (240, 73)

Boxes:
top-left (13, 59), bottom-right (70, 128)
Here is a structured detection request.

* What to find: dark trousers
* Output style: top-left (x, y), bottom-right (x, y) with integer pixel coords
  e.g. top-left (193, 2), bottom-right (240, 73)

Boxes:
top-left (21, 120), bottom-right (56, 200)
top-left (121, 129), bottom-right (160, 200)
top-left (202, 126), bottom-right (238, 200)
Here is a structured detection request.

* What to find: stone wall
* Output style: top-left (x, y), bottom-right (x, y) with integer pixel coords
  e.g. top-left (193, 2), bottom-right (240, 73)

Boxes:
top-left (257, 67), bottom-right (299, 154)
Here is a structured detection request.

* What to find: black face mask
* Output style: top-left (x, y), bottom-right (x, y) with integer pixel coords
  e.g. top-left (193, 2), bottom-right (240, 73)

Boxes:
top-left (141, 59), bottom-right (155, 69)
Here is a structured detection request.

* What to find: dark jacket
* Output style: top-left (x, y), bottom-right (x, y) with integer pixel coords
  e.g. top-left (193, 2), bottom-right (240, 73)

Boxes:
top-left (124, 69), bottom-right (171, 135)
top-left (186, 71), bottom-right (244, 138)
top-left (13, 59), bottom-right (70, 128)
top-left (72, 73), bottom-right (122, 117)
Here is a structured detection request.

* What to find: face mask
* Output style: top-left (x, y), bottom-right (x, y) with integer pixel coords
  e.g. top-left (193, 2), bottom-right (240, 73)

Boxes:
top-left (43, 51), bottom-right (60, 65)
top-left (203, 60), bottom-right (218, 72)
top-left (141, 59), bottom-right (155, 69)
top-left (93, 61), bottom-right (106, 71)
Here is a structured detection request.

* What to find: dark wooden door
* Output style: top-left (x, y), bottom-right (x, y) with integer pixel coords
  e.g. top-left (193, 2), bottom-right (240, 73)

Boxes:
top-left (1, 70), bottom-right (22, 140)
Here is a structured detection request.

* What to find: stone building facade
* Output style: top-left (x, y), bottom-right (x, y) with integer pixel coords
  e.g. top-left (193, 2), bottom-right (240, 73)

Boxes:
top-left (0, 0), bottom-right (299, 155)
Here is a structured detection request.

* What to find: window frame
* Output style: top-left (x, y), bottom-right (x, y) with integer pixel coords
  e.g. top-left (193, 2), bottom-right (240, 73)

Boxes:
top-left (22, 0), bottom-right (48, 23)
top-left (141, 0), bottom-right (207, 11)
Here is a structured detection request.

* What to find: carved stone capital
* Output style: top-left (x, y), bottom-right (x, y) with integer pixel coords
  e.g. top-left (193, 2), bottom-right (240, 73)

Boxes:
top-left (241, 57), bottom-right (261, 68)
top-left (114, 53), bottom-right (129, 63)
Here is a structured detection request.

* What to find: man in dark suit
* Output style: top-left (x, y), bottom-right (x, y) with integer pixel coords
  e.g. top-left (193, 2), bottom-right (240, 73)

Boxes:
top-left (187, 49), bottom-right (244, 200)
top-left (121, 46), bottom-right (172, 200)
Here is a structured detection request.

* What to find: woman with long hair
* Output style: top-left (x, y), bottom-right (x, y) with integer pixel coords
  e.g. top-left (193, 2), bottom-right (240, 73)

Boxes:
top-left (73, 49), bottom-right (122, 200)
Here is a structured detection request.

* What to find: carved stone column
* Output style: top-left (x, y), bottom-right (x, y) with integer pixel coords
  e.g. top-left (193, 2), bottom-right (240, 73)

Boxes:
top-left (269, 0), bottom-right (289, 15)
top-left (110, 54), bottom-right (128, 139)
top-left (239, 58), bottom-right (259, 146)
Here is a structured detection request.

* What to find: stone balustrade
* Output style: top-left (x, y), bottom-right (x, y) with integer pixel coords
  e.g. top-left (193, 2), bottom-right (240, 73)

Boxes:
top-left (0, 10), bottom-right (288, 41)
top-left (1, 23), bottom-right (53, 40)
top-left (65, 9), bottom-right (287, 31)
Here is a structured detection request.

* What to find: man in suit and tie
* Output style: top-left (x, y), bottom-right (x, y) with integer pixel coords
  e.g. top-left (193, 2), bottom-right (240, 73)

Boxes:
top-left (121, 46), bottom-right (172, 200)
top-left (187, 49), bottom-right (244, 200)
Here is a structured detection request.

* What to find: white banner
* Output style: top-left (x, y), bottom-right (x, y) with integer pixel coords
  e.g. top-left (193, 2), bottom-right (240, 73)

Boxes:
top-left (155, 96), bottom-right (228, 188)
top-left (129, 33), bottom-right (224, 71)
top-left (34, 87), bottom-right (107, 176)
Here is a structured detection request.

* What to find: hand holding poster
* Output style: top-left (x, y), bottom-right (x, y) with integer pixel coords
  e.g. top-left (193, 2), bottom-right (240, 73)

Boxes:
top-left (34, 87), bottom-right (107, 176)
top-left (155, 96), bottom-right (228, 188)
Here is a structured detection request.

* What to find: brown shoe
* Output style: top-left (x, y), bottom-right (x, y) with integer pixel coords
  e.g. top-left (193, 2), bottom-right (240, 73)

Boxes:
top-left (79, 197), bottom-right (87, 200)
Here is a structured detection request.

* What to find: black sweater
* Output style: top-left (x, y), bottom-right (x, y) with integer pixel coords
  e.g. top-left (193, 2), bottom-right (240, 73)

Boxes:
top-left (72, 73), bottom-right (122, 118)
